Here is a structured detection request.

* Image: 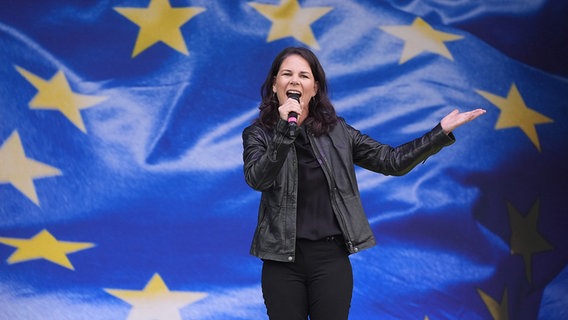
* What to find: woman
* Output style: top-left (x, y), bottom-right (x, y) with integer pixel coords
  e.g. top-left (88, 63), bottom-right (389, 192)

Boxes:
top-left (242, 47), bottom-right (485, 320)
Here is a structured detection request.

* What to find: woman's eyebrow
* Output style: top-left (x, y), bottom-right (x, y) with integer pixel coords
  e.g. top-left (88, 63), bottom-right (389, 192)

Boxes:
top-left (278, 69), bottom-right (312, 76)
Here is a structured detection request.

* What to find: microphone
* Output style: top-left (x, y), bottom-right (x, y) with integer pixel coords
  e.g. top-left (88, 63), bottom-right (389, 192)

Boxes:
top-left (287, 92), bottom-right (300, 137)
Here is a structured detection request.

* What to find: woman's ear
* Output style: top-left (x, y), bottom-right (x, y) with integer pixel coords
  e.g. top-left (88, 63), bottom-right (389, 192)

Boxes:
top-left (272, 78), bottom-right (277, 94)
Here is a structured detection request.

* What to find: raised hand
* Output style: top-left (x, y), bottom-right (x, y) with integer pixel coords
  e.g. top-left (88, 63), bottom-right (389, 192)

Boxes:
top-left (440, 108), bottom-right (486, 134)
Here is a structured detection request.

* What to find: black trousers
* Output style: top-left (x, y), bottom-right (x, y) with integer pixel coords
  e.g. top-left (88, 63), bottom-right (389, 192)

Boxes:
top-left (261, 236), bottom-right (353, 320)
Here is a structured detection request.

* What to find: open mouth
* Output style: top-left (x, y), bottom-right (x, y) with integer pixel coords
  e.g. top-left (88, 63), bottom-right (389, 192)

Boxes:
top-left (286, 90), bottom-right (301, 97)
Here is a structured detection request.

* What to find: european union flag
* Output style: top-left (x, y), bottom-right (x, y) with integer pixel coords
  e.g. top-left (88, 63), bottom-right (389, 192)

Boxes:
top-left (1, 0), bottom-right (567, 319)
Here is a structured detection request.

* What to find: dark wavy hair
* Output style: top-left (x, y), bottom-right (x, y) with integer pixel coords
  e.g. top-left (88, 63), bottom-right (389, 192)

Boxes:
top-left (254, 47), bottom-right (337, 136)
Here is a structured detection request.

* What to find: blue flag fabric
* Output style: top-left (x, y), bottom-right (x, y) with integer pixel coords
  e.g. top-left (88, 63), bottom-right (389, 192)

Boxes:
top-left (1, 1), bottom-right (567, 319)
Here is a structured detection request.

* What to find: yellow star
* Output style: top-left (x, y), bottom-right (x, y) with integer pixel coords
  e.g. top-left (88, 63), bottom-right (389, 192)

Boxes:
top-left (0, 131), bottom-right (61, 205)
top-left (114, 0), bottom-right (205, 57)
top-left (476, 83), bottom-right (553, 152)
top-left (379, 17), bottom-right (463, 64)
top-left (507, 199), bottom-right (553, 283)
top-left (0, 229), bottom-right (95, 270)
top-left (104, 273), bottom-right (207, 320)
top-left (249, 0), bottom-right (332, 49)
top-left (15, 66), bottom-right (107, 133)
top-left (477, 288), bottom-right (509, 320)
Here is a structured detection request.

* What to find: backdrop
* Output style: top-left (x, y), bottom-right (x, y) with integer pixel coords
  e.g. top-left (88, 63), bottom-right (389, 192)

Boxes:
top-left (1, 0), bottom-right (567, 319)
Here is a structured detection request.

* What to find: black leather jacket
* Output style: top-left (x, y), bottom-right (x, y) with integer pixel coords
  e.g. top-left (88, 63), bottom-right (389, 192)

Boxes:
top-left (242, 118), bottom-right (454, 262)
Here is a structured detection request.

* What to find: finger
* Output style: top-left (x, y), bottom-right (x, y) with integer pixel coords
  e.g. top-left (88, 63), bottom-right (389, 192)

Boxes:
top-left (467, 108), bottom-right (486, 119)
top-left (448, 109), bottom-right (459, 117)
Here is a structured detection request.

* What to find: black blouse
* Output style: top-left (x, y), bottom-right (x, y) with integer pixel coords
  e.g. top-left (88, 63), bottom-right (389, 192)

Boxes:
top-left (294, 127), bottom-right (342, 240)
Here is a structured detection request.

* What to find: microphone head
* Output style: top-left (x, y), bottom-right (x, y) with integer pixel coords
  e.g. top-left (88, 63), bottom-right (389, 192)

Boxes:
top-left (287, 92), bottom-right (300, 102)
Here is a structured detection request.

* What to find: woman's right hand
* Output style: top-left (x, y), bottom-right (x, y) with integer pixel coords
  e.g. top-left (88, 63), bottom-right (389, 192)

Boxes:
top-left (278, 97), bottom-right (302, 122)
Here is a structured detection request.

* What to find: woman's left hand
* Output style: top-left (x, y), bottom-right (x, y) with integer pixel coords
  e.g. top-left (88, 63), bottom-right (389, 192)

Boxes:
top-left (440, 108), bottom-right (486, 134)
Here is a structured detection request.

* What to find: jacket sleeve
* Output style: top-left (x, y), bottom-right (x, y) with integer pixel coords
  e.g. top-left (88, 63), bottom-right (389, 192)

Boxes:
top-left (348, 122), bottom-right (455, 176)
top-left (242, 119), bottom-right (295, 191)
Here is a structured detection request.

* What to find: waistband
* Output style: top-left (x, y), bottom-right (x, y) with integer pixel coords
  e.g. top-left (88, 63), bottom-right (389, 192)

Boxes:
top-left (298, 234), bottom-right (344, 242)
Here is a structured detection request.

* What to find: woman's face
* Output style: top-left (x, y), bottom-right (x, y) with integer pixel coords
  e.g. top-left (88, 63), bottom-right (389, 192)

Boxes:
top-left (272, 54), bottom-right (318, 108)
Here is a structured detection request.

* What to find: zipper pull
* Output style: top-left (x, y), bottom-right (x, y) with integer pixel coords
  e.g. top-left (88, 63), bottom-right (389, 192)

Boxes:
top-left (346, 241), bottom-right (355, 253)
